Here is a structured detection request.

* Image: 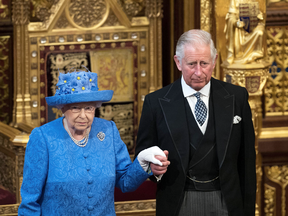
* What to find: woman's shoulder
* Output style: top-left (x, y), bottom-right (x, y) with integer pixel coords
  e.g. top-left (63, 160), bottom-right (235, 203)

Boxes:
top-left (31, 117), bottom-right (63, 135)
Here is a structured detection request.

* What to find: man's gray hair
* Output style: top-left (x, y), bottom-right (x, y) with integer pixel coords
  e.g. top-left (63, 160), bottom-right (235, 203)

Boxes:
top-left (175, 29), bottom-right (217, 64)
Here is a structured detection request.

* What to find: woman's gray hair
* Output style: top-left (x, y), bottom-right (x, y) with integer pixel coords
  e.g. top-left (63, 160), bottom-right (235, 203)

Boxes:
top-left (175, 29), bottom-right (217, 64)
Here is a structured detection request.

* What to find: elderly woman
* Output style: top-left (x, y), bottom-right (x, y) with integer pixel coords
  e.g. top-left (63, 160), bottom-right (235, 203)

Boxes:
top-left (18, 71), bottom-right (169, 216)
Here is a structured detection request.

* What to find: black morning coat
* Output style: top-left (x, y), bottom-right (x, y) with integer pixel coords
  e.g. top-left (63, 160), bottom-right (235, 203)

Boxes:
top-left (135, 77), bottom-right (256, 216)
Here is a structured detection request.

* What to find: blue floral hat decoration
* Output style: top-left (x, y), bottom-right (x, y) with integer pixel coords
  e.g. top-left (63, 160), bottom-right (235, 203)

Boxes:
top-left (45, 70), bottom-right (113, 106)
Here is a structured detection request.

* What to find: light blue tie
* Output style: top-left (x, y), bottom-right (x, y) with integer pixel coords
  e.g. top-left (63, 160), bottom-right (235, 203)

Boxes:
top-left (194, 92), bottom-right (207, 126)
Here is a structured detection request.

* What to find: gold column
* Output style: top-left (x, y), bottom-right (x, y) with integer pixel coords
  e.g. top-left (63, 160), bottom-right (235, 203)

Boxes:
top-left (12, 0), bottom-right (31, 125)
top-left (221, 1), bottom-right (268, 214)
top-left (201, 0), bottom-right (212, 33)
top-left (223, 62), bottom-right (269, 216)
top-left (184, 0), bottom-right (195, 31)
top-left (146, 0), bottom-right (163, 92)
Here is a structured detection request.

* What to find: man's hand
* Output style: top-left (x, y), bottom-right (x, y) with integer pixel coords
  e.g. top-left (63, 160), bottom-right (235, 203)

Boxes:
top-left (150, 150), bottom-right (170, 176)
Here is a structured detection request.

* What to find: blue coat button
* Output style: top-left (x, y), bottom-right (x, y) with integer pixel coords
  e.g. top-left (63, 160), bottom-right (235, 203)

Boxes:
top-left (83, 153), bottom-right (88, 158)
top-left (88, 179), bottom-right (93, 184)
top-left (88, 205), bottom-right (94, 211)
top-left (86, 165), bottom-right (91, 171)
top-left (88, 192), bottom-right (93, 198)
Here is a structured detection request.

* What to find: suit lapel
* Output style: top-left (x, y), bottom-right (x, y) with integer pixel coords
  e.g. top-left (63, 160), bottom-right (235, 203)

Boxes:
top-left (159, 79), bottom-right (190, 174)
top-left (211, 78), bottom-right (234, 168)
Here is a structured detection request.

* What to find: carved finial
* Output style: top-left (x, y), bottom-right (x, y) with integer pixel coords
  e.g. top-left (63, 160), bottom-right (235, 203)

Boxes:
top-left (12, 0), bottom-right (30, 25)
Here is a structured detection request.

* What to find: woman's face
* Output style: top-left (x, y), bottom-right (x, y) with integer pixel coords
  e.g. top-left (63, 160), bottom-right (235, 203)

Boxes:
top-left (61, 102), bottom-right (101, 133)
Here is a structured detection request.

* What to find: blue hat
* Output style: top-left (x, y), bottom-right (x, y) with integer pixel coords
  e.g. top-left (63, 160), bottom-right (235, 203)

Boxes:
top-left (45, 71), bottom-right (113, 106)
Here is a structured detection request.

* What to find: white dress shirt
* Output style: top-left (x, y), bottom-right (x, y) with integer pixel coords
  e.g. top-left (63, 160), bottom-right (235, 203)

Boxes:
top-left (181, 76), bottom-right (211, 134)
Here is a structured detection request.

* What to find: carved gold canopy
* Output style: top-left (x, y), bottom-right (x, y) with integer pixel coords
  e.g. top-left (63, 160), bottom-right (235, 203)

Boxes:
top-left (13, 0), bottom-right (163, 130)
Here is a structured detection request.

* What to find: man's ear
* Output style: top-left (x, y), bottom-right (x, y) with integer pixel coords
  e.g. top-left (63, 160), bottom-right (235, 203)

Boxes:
top-left (174, 55), bottom-right (182, 71)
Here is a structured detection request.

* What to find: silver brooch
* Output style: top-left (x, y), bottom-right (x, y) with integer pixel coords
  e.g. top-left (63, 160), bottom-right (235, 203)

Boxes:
top-left (97, 132), bottom-right (105, 141)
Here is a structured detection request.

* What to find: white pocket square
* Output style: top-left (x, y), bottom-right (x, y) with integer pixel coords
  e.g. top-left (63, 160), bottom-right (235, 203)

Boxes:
top-left (233, 115), bottom-right (242, 124)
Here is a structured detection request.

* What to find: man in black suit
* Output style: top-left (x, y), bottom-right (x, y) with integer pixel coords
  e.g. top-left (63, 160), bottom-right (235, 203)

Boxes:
top-left (135, 29), bottom-right (256, 216)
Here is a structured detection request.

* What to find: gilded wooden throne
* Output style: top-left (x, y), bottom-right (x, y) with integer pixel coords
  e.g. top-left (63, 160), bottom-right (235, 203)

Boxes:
top-left (0, 0), bottom-right (163, 215)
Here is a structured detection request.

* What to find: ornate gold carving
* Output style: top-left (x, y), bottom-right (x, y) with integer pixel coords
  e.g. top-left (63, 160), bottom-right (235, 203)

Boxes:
top-left (264, 184), bottom-right (276, 216)
top-left (99, 103), bottom-right (134, 150)
top-left (265, 165), bottom-right (288, 216)
top-left (201, 0), bottom-right (212, 33)
top-left (121, 0), bottom-right (145, 18)
top-left (267, 0), bottom-right (287, 6)
top-left (115, 200), bottom-right (156, 212)
top-left (265, 27), bottom-right (288, 116)
top-left (66, 0), bottom-right (109, 29)
top-left (223, 66), bottom-right (269, 95)
top-left (12, 0), bottom-right (30, 25)
top-left (223, 1), bottom-right (267, 65)
top-left (0, 0), bottom-right (9, 19)
top-left (146, 0), bottom-right (163, 18)
top-left (52, 107), bottom-right (62, 119)
top-left (111, 42), bottom-right (116, 48)
top-left (0, 204), bottom-right (19, 215)
top-left (54, 13), bottom-right (69, 29)
top-left (0, 36), bottom-right (10, 123)
top-left (0, 151), bottom-right (16, 194)
top-left (31, 0), bottom-right (59, 22)
top-left (102, 10), bottom-right (121, 27)
top-left (106, 0), bottom-right (131, 27)
top-left (28, 0), bottom-right (65, 30)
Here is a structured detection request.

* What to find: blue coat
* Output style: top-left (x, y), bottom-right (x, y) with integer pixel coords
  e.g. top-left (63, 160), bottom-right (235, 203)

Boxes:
top-left (19, 117), bottom-right (151, 216)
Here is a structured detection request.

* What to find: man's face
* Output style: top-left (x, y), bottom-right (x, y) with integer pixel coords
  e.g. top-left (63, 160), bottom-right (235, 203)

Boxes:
top-left (174, 44), bottom-right (217, 91)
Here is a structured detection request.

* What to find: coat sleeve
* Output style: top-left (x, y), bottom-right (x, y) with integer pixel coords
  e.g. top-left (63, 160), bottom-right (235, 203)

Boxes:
top-left (238, 88), bottom-right (256, 216)
top-left (112, 121), bottom-right (151, 192)
top-left (18, 127), bottom-right (49, 216)
top-left (134, 96), bottom-right (159, 182)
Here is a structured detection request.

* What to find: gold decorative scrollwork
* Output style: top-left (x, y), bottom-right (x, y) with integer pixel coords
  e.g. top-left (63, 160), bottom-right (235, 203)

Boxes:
top-left (31, 0), bottom-right (59, 22)
top-left (0, 204), bottom-right (19, 215)
top-left (264, 184), bottom-right (276, 216)
top-left (114, 200), bottom-right (156, 212)
top-left (0, 151), bottom-right (16, 194)
top-left (54, 13), bottom-right (70, 29)
top-left (66, 0), bottom-right (109, 29)
top-left (103, 10), bottom-right (120, 27)
top-left (0, 36), bottom-right (9, 123)
top-left (265, 165), bottom-right (288, 216)
top-left (122, 0), bottom-right (145, 18)
top-left (265, 27), bottom-right (288, 116)
top-left (223, 67), bottom-right (269, 95)
top-left (99, 103), bottom-right (134, 150)
top-left (12, 0), bottom-right (30, 25)
top-left (0, 0), bottom-right (9, 19)
top-left (201, 0), bottom-right (212, 33)
top-left (146, 0), bottom-right (163, 18)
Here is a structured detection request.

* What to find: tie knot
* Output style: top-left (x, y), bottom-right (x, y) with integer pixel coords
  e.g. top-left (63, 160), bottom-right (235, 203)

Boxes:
top-left (194, 92), bottom-right (201, 100)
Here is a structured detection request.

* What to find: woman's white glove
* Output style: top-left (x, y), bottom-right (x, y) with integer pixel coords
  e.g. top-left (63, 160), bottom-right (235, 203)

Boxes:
top-left (137, 146), bottom-right (166, 172)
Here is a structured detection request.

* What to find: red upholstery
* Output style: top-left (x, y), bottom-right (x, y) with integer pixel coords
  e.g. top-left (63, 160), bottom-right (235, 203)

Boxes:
top-left (0, 186), bottom-right (16, 205)
top-left (114, 180), bottom-right (157, 201)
